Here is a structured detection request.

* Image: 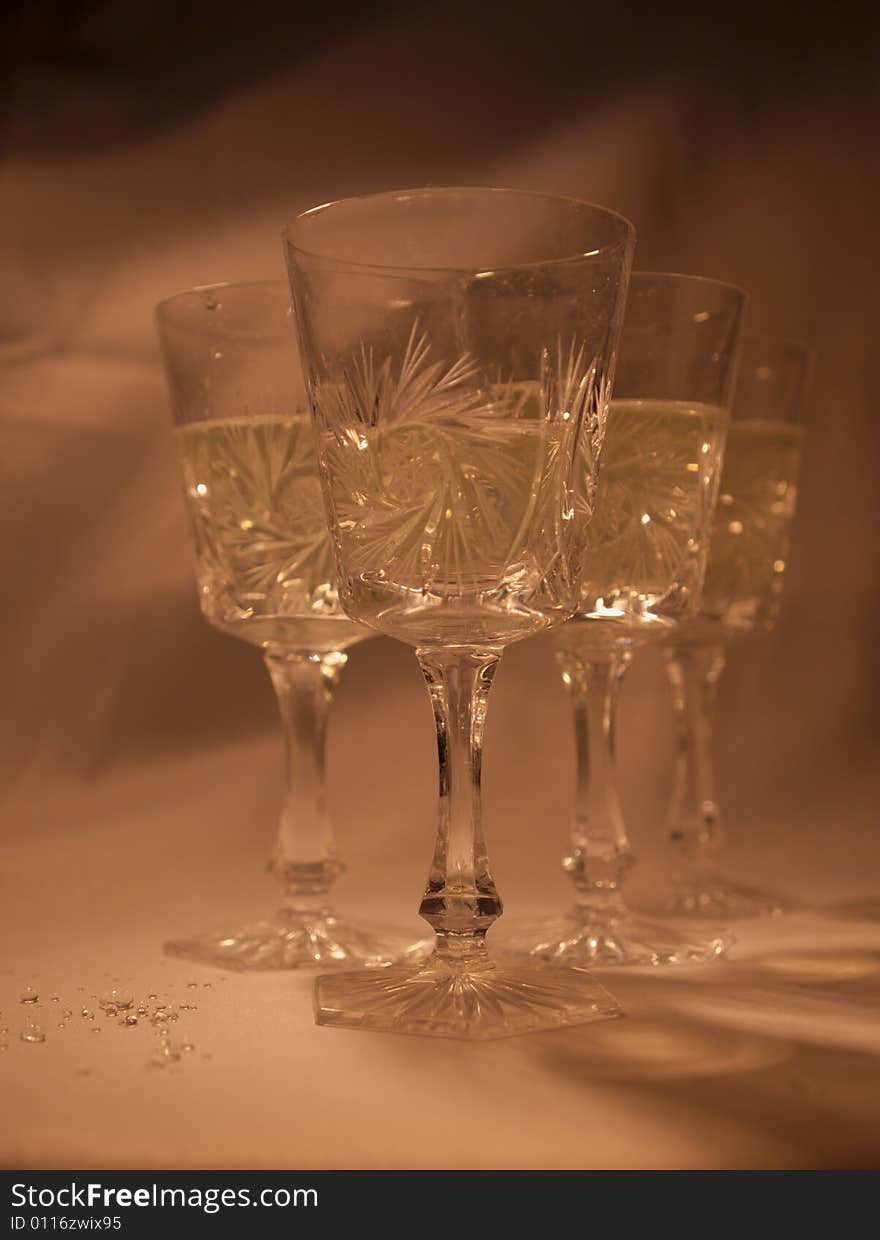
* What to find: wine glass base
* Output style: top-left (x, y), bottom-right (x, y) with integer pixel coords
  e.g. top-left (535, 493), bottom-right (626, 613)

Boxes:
top-left (495, 911), bottom-right (732, 968)
top-left (164, 912), bottom-right (414, 972)
top-left (657, 876), bottom-right (791, 920)
top-left (314, 957), bottom-right (623, 1040)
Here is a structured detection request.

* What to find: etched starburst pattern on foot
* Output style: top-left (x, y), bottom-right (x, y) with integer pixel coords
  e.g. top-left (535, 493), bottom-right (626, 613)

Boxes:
top-left (497, 911), bottom-right (732, 968)
top-left (164, 913), bottom-right (412, 972)
top-left (313, 956), bottom-right (622, 1039)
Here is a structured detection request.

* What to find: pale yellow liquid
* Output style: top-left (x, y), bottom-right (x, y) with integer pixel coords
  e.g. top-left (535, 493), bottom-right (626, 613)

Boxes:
top-left (318, 383), bottom-right (585, 646)
top-left (699, 418), bottom-right (803, 632)
top-left (175, 414), bottom-right (365, 651)
top-left (569, 399), bottom-right (727, 640)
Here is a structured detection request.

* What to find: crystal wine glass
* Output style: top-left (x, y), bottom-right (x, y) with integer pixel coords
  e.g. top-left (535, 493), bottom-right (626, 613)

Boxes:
top-left (156, 281), bottom-right (413, 969)
top-left (285, 187), bottom-right (635, 1038)
top-left (661, 336), bottom-right (810, 918)
top-left (497, 272), bottom-right (747, 966)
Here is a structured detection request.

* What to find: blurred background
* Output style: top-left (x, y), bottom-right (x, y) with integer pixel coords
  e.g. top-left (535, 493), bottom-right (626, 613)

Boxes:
top-left (2, 0), bottom-right (879, 941)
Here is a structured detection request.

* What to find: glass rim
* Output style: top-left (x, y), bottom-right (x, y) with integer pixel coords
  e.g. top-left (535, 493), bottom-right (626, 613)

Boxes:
top-left (154, 280), bottom-right (289, 325)
top-left (282, 185), bottom-right (635, 275)
top-left (629, 268), bottom-right (751, 303)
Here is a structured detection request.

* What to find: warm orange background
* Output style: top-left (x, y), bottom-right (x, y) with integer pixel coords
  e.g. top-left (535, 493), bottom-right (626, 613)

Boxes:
top-left (2, 0), bottom-right (879, 1169)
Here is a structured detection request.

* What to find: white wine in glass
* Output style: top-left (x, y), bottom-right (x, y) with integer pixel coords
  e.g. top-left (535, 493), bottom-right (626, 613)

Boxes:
top-left (700, 418), bottom-right (804, 633)
top-left (176, 413), bottom-right (365, 652)
top-left (578, 398), bottom-right (728, 634)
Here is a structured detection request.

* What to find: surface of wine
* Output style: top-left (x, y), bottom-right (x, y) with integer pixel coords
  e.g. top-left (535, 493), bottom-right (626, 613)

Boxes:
top-left (318, 383), bottom-right (586, 647)
top-left (699, 418), bottom-right (803, 633)
top-left (566, 399), bottom-right (727, 644)
top-left (176, 414), bottom-right (365, 651)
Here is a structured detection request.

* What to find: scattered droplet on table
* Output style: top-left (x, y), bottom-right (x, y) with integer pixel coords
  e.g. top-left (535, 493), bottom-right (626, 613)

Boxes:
top-left (100, 988), bottom-right (133, 1013)
top-left (21, 1023), bottom-right (46, 1044)
top-left (19, 987), bottom-right (38, 1004)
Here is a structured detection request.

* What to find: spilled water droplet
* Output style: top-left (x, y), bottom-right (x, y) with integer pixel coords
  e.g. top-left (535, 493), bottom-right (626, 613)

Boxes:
top-left (49, 994), bottom-right (60, 1004)
top-left (100, 988), bottom-right (133, 1013)
top-left (91, 1027), bottom-right (101, 1035)
top-left (21, 1023), bottom-right (46, 1044)
top-left (119, 1014), bottom-right (139, 1027)
top-left (186, 982), bottom-right (198, 990)
top-left (20, 987), bottom-right (38, 1004)
top-left (61, 1010), bottom-right (73, 1021)
top-left (81, 1009), bottom-right (94, 1020)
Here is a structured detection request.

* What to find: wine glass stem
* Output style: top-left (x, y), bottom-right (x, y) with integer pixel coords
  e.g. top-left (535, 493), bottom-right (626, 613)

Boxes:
top-left (416, 647), bottom-right (502, 965)
top-left (664, 641), bottom-right (727, 876)
top-left (558, 646), bottom-right (634, 913)
top-left (264, 647), bottom-right (348, 916)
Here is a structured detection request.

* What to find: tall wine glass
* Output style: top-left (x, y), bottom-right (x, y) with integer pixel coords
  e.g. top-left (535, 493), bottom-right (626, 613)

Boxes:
top-left (498, 273), bottom-right (747, 966)
top-left (156, 281), bottom-right (412, 969)
top-left (662, 337), bottom-right (810, 918)
top-left (285, 187), bottom-right (635, 1038)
